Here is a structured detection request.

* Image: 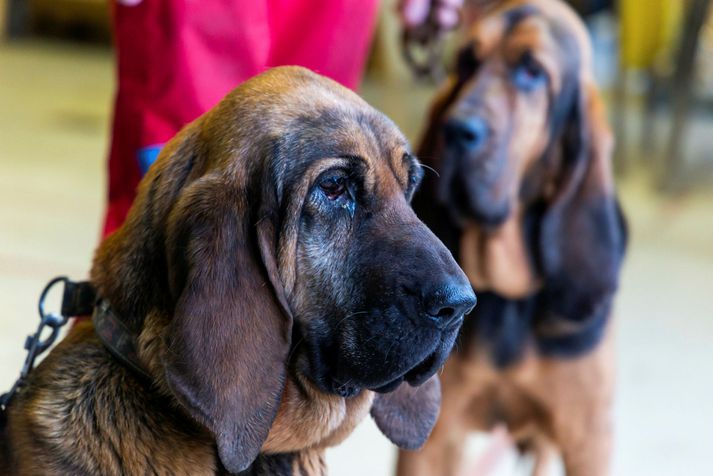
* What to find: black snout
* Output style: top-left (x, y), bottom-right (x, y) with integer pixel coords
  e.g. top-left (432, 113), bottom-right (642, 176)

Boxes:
top-left (444, 116), bottom-right (488, 151)
top-left (424, 284), bottom-right (476, 329)
top-left (313, 210), bottom-right (478, 395)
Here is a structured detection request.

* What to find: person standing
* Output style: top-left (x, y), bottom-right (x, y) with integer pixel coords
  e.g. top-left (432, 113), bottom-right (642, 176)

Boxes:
top-left (103, 0), bottom-right (462, 235)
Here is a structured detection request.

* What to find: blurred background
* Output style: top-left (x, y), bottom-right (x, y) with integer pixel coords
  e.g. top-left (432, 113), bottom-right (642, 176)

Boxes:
top-left (1, 0), bottom-right (712, 475)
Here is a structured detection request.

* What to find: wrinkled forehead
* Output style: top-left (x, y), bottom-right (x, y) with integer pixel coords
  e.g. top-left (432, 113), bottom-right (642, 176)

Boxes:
top-left (250, 70), bottom-right (408, 159)
top-left (267, 88), bottom-right (411, 199)
top-left (217, 68), bottom-right (410, 191)
top-left (467, 1), bottom-right (589, 76)
top-left (280, 106), bottom-right (408, 164)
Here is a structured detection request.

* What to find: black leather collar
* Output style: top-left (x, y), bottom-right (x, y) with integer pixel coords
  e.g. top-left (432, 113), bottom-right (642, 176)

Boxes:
top-left (60, 280), bottom-right (151, 381)
top-left (92, 299), bottom-right (152, 381)
top-left (61, 280), bottom-right (150, 381)
top-left (1, 278), bottom-right (151, 419)
top-left (58, 280), bottom-right (150, 381)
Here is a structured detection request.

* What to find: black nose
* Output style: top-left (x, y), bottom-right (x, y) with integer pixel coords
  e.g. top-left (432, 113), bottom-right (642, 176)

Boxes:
top-left (443, 116), bottom-right (488, 152)
top-left (423, 284), bottom-right (476, 329)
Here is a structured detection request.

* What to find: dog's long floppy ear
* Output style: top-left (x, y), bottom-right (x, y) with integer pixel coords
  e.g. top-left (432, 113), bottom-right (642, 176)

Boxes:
top-left (91, 110), bottom-right (291, 472)
top-left (417, 42), bottom-right (480, 173)
top-left (414, 43), bottom-right (483, 255)
top-left (370, 376), bottom-right (441, 450)
top-left (535, 82), bottom-right (627, 357)
top-left (412, 77), bottom-right (466, 257)
top-left (159, 130), bottom-right (292, 473)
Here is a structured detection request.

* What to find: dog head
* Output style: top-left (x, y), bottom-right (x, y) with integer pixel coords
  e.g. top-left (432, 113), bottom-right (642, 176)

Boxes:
top-left (415, 0), bottom-right (626, 357)
top-left (92, 67), bottom-right (475, 472)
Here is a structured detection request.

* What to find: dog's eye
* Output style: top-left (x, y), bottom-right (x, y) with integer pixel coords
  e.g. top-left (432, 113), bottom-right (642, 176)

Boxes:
top-left (409, 163), bottom-right (424, 187)
top-left (455, 42), bottom-right (479, 78)
top-left (512, 52), bottom-right (547, 91)
top-left (319, 175), bottom-right (347, 200)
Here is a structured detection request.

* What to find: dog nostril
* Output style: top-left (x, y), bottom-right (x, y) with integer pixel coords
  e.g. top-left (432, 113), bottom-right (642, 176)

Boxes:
top-left (424, 284), bottom-right (477, 329)
top-left (426, 304), bottom-right (460, 328)
top-left (435, 307), bottom-right (455, 318)
top-left (443, 116), bottom-right (488, 152)
top-left (461, 130), bottom-right (477, 143)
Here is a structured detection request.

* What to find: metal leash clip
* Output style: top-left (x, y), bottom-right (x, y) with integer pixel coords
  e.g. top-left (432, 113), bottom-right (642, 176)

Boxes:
top-left (0, 277), bottom-right (73, 412)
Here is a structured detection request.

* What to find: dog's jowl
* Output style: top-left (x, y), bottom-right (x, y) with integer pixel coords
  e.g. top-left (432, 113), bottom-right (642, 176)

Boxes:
top-left (1, 67), bottom-right (475, 476)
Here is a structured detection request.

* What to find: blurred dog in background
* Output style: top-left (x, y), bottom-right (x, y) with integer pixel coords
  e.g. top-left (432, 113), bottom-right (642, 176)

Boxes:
top-left (399, 1), bottom-right (627, 474)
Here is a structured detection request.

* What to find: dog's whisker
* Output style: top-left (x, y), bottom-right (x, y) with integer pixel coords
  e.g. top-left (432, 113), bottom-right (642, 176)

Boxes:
top-left (286, 335), bottom-right (306, 364)
top-left (383, 328), bottom-right (409, 366)
top-left (286, 310), bottom-right (368, 365)
top-left (419, 163), bottom-right (440, 177)
top-left (334, 311), bottom-right (368, 329)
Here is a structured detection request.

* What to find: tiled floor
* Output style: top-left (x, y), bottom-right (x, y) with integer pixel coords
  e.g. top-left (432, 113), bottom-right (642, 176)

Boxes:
top-left (1, 40), bottom-right (712, 475)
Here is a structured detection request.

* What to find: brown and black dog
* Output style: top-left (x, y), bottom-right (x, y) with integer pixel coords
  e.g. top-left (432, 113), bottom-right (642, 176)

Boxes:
top-left (399, 1), bottom-right (626, 475)
top-left (0, 67), bottom-right (477, 475)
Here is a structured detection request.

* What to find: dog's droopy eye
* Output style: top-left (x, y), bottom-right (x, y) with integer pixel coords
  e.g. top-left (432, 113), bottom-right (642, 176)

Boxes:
top-left (319, 175), bottom-right (347, 200)
top-left (512, 52), bottom-right (547, 92)
top-left (455, 42), bottom-right (479, 78)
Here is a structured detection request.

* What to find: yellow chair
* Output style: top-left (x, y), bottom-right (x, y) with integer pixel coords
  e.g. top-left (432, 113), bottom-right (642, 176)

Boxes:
top-left (619, 0), bottom-right (683, 70)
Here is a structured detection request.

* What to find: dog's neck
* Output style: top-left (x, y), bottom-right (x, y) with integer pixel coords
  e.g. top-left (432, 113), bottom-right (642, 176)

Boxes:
top-left (262, 371), bottom-right (374, 453)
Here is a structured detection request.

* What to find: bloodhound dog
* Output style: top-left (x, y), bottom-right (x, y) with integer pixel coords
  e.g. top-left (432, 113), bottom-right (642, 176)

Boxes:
top-left (398, 1), bottom-right (627, 475)
top-left (1, 67), bottom-right (477, 475)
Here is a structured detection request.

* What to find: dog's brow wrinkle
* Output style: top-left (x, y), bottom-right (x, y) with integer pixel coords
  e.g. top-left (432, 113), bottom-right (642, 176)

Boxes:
top-left (505, 5), bottom-right (540, 32)
top-left (384, 159), bottom-right (406, 191)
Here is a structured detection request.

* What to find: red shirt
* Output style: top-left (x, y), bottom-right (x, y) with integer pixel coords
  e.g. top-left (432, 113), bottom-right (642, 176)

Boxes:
top-left (104, 0), bottom-right (379, 235)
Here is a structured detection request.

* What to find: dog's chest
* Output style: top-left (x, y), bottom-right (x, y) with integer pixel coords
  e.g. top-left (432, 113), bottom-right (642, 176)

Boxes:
top-left (8, 332), bottom-right (220, 476)
top-left (453, 330), bottom-right (614, 435)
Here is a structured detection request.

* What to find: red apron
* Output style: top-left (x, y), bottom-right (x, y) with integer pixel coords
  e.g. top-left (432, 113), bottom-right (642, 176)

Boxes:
top-left (104, 0), bottom-right (379, 236)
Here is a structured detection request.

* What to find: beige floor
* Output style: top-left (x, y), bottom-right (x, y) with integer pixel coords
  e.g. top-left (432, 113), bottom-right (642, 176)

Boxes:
top-left (1, 40), bottom-right (713, 476)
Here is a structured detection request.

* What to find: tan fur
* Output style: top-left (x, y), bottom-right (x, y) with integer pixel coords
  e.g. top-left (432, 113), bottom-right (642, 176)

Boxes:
top-left (263, 376), bottom-right (374, 453)
top-left (398, 328), bottom-right (614, 476)
top-left (460, 205), bottom-right (541, 298)
top-left (401, 1), bottom-right (621, 475)
top-left (451, 0), bottom-right (613, 314)
top-left (446, 9), bottom-right (564, 300)
top-left (135, 308), bottom-right (376, 458)
top-left (3, 66), bottom-right (450, 476)
top-left (8, 323), bottom-right (218, 476)
top-left (291, 450), bottom-right (327, 476)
